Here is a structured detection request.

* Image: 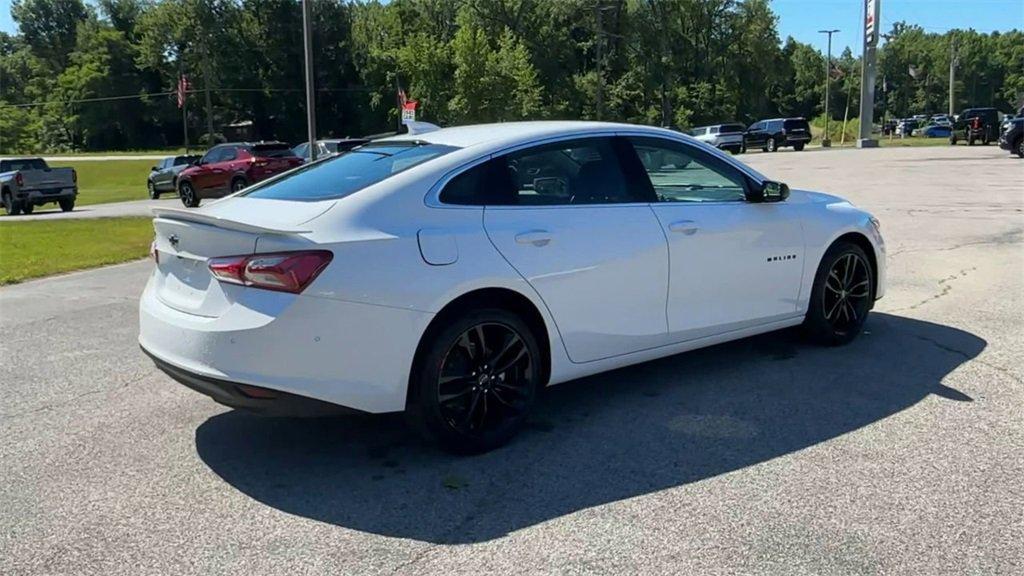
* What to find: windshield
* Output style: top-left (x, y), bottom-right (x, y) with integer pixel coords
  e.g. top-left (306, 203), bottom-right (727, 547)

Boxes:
top-left (241, 141), bottom-right (458, 201)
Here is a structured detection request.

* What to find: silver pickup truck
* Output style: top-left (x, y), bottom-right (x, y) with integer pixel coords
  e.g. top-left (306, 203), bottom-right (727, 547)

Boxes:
top-left (1, 157), bottom-right (78, 215)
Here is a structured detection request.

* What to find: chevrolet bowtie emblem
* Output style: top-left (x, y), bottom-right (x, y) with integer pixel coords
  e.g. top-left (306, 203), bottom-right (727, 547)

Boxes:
top-left (168, 234), bottom-right (180, 248)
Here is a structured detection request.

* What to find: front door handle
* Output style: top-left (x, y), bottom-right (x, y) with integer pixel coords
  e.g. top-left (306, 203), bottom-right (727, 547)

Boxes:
top-left (515, 230), bottom-right (552, 247)
top-left (668, 220), bottom-right (699, 235)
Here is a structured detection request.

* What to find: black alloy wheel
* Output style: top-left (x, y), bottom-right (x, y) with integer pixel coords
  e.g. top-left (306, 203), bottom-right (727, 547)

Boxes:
top-left (148, 180), bottom-right (160, 199)
top-left (766, 137), bottom-right (777, 152)
top-left (804, 242), bottom-right (874, 345)
top-left (411, 309), bottom-right (541, 453)
top-left (231, 178), bottom-right (247, 193)
top-left (179, 181), bottom-right (200, 208)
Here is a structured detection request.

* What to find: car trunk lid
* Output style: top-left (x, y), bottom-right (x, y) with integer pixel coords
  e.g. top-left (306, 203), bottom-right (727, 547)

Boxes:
top-left (150, 199), bottom-right (334, 317)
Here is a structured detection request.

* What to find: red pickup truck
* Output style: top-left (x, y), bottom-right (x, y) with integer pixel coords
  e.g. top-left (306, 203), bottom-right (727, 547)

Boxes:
top-left (176, 142), bottom-right (302, 207)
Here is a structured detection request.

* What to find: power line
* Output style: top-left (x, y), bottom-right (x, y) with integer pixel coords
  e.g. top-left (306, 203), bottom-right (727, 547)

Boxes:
top-left (0, 86), bottom-right (377, 109)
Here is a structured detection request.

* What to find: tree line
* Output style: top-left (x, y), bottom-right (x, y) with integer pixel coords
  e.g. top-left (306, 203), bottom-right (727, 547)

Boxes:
top-left (1, 0), bottom-right (1021, 153)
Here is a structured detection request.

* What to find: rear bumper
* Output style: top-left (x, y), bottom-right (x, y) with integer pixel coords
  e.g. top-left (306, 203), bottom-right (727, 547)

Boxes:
top-left (138, 269), bottom-right (435, 414)
top-left (784, 134), bottom-right (812, 144)
top-left (17, 188), bottom-right (77, 203)
top-left (143, 346), bottom-right (361, 416)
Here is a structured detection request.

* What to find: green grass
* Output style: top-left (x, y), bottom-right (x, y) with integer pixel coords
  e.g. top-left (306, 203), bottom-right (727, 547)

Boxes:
top-left (0, 217), bottom-right (153, 284)
top-left (48, 159), bottom-right (156, 205)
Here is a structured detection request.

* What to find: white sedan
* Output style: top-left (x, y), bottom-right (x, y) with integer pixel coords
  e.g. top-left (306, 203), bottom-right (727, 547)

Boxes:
top-left (139, 121), bottom-right (886, 453)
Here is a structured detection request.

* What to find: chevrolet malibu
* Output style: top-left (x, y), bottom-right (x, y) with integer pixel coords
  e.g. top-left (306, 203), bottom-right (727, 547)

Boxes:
top-left (139, 121), bottom-right (886, 453)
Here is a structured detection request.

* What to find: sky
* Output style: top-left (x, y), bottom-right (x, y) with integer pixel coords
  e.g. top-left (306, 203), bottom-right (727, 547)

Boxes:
top-left (773, 0), bottom-right (1024, 55)
top-left (2, 0), bottom-right (1022, 52)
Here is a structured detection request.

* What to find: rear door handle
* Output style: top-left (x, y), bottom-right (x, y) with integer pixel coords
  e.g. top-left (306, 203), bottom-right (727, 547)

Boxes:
top-left (515, 230), bottom-right (552, 247)
top-left (668, 220), bottom-right (699, 235)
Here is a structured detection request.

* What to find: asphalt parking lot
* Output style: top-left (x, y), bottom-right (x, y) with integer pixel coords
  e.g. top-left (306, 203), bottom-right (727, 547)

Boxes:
top-left (1, 145), bottom-right (1022, 575)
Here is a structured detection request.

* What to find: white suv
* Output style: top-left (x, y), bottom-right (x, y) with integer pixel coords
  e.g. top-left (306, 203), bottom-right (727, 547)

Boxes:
top-left (689, 123), bottom-right (745, 154)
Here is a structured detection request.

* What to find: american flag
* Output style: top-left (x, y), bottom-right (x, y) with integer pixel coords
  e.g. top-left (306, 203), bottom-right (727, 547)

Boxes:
top-left (176, 75), bottom-right (190, 109)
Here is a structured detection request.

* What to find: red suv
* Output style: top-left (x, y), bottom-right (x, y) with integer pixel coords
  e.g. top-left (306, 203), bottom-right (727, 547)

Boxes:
top-left (176, 142), bottom-right (302, 207)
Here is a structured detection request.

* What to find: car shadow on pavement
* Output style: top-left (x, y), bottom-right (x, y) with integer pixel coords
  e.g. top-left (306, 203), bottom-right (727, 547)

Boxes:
top-left (194, 312), bottom-right (982, 544)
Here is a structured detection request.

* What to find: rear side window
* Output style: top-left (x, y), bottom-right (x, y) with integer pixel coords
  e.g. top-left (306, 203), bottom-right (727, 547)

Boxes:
top-left (241, 142), bottom-right (457, 201)
top-left (252, 143), bottom-right (295, 158)
top-left (499, 137), bottom-right (639, 206)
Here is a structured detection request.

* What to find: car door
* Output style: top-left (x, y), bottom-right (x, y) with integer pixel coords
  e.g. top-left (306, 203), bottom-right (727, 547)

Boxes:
top-left (209, 145), bottom-right (238, 192)
top-left (481, 136), bottom-right (670, 363)
top-left (625, 136), bottom-right (805, 342)
top-left (745, 122), bottom-right (764, 148)
top-left (189, 147), bottom-right (223, 191)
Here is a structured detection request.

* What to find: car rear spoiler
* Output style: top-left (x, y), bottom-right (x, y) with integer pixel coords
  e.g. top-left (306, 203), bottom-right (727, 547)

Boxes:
top-left (151, 206), bottom-right (312, 235)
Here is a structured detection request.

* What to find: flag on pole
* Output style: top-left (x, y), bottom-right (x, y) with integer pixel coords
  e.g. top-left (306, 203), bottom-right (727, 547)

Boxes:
top-left (177, 75), bottom-right (190, 109)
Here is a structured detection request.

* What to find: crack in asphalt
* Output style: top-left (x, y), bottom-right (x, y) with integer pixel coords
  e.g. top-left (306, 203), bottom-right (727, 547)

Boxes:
top-left (913, 334), bottom-right (1023, 386)
top-left (891, 267), bottom-right (977, 312)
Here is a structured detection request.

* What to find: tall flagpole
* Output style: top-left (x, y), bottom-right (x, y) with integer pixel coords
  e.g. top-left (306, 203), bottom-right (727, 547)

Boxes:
top-left (302, 0), bottom-right (317, 161)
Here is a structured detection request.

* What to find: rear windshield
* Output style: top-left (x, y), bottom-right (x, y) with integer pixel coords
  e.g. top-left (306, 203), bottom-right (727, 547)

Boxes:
top-left (251, 144), bottom-right (296, 158)
top-left (173, 155), bottom-right (198, 166)
top-left (719, 124), bottom-right (745, 134)
top-left (241, 141), bottom-right (458, 201)
top-left (1, 158), bottom-right (47, 171)
top-left (784, 119), bottom-right (809, 131)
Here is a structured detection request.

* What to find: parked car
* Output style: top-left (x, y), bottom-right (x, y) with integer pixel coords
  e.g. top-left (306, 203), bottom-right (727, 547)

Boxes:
top-left (291, 138), bottom-right (369, 163)
top-left (176, 142), bottom-right (302, 207)
top-left (998, 117), bottom-right (1024, 158)
top-left (896, 118), bottom-right (919, 137)
top-left (912, 123), bottom-right (952, 138)
top-left (689, 123), bottom-right (745, 154)
top-left (882, 120), bottom-right (897, 136)
top-left (950, 107), bottom-right (1000, 145)
top-left (743, 118), bottom-right (812, 152)
top-left (0, 157), bottom-right (77, 215)
top-left (147, 155), bottom-right (200, 199)
top-left (140, 121), bottom-right (886, 453)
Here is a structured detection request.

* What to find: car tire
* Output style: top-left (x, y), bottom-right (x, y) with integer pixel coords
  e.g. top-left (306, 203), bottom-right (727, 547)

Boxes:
top-left (1016, 138), bottom-right (1024, 159)
top-left (179, 181), bottom-right (200, 208)
top-left (230, 177), bottom-right (248, 193)
top-left (148, 180), bottom-right (160, 199)
top-left (58, 198), bottom-right (74, 212)
top-left (968, 137), bottom-right (975, 146)
top-left (766, 137), bottom-right (777, 152)
top-left (21, 203), bottom-right (34, 215)
top-left (803, 242), bottom-right (874, 346)
top-left (794, 142), bottom-right (805, 152)
top-left (982, 135), bottom-right (990, 146)
top-left (408, 308), bottom-right (542, 454)
top-left (950, 134), bottom-right (958, 145)
top-left (2, 192), bottom-right (21, 216)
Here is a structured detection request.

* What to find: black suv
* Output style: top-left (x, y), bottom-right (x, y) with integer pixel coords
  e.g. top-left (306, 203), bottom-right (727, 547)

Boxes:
top-left (743, 118), bottom-right (812, 152)
top-left (950, 107), bottom-right (1000, 145)
top-left (998, 117), bottom-right (1024, 158)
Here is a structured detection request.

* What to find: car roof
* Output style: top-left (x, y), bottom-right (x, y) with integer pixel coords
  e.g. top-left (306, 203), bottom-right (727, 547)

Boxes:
top-left (378, 121), bottom-right (682, 150)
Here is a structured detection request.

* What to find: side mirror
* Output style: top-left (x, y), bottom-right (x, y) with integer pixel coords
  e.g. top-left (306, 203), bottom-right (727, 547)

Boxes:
top-left (748, 180), bottom-right (789, 203)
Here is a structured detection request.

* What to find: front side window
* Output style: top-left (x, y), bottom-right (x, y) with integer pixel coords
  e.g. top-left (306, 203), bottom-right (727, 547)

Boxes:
top-left (628, 137), bottom-right (748, 203)
top-left (242, 141), bottom-right (457, 201)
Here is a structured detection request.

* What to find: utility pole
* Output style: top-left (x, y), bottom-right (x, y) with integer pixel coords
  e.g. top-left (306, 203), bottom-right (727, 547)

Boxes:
top-left (819, 29), bottom-right (840, 147)
top-left (593, 2), bottom-right (604, 121)
top-left (857, 0), bottom-right (880, 148)
top-left (302, 0), bottom-right (317, 161)
top-left (948, 33), bottom-right (959, 117)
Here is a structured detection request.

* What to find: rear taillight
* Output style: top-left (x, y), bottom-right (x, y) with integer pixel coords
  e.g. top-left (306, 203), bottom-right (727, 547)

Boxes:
top-left (250, 158), bottom-right (269, 168)
top-left (15, 172), bottom-right (23, 187)
top-left (208, 251), bottom-right (332, 294)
